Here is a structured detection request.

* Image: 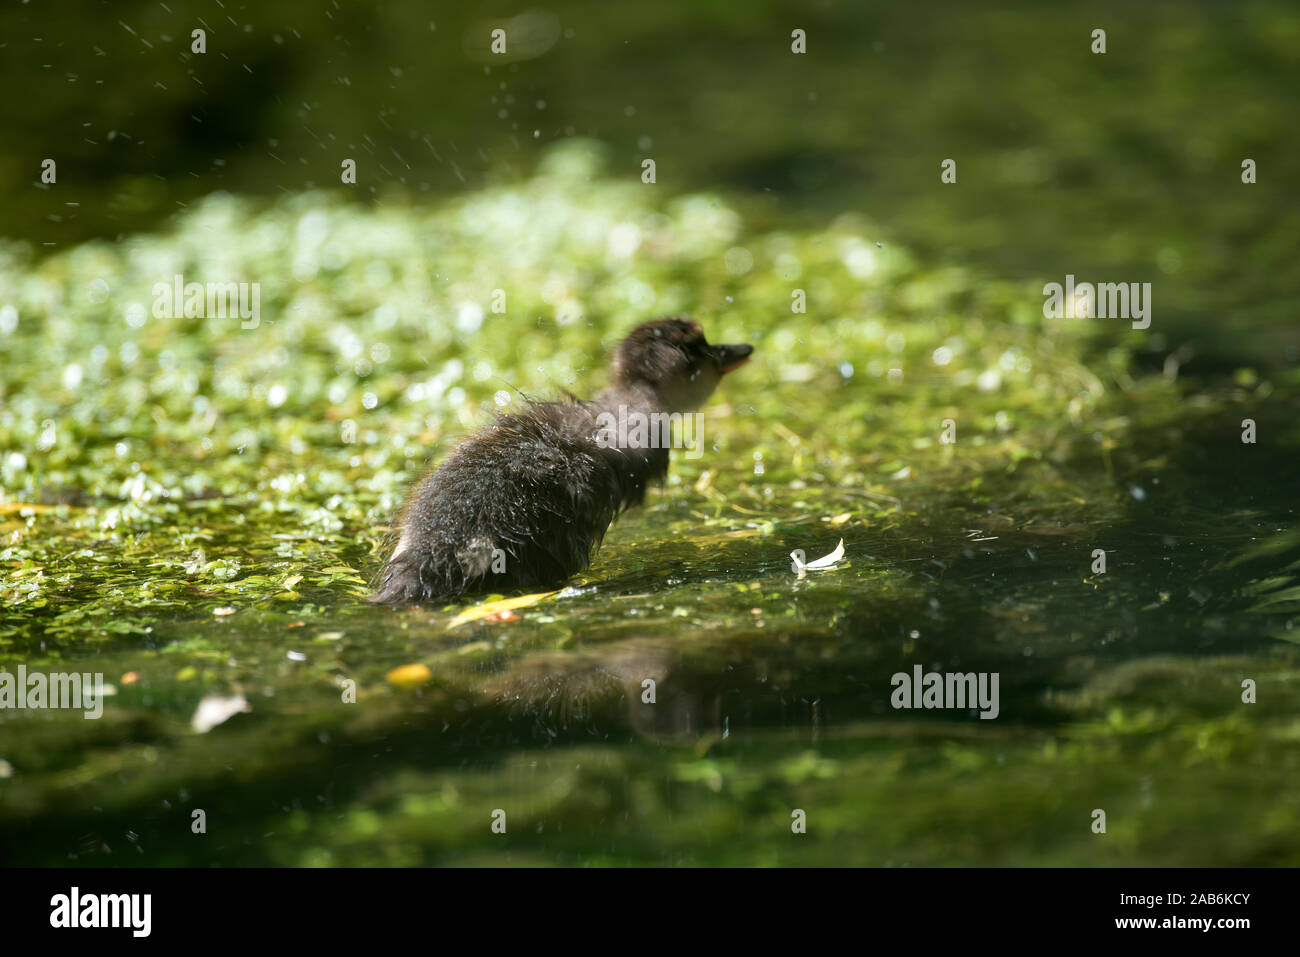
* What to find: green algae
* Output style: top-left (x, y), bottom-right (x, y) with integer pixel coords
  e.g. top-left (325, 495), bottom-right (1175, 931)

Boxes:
top-left (1, 139), bottom-right (1297, 865)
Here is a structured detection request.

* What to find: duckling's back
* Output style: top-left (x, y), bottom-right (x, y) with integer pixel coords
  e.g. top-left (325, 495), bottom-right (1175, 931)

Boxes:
top-left (372, 397), bottom-right (667, 605)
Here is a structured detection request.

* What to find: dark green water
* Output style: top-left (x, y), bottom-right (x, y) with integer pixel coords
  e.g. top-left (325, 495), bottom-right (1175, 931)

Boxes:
top-left (1, 0), bottom-right (1297, 865)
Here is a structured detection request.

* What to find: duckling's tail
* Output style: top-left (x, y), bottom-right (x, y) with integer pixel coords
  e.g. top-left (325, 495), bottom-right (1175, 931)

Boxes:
top-left (370, 549), bottom-right (448, 606)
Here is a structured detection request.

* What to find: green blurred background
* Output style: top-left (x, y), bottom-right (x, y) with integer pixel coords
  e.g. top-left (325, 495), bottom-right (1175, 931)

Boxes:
top-left (1, 0), bottom-right (1299, 867)
top-left (4, 0), bottom-right (1297, 364)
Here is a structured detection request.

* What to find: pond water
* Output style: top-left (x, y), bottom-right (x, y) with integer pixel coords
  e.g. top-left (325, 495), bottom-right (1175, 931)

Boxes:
top-left (0, 1), bottom-right (1297, 866)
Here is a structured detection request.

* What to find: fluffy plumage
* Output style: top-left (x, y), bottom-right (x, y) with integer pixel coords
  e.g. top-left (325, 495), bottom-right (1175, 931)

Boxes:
top-left (372, 318), bottom-right (752, 605)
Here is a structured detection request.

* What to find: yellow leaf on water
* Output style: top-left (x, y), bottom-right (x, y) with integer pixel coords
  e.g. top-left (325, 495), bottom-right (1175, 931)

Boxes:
top-left (0, 503), bottom-right (57, 515)
top-left (447, 590), bottom-right (559, 629)
top-left (386, 663), bottom-right (433, 688)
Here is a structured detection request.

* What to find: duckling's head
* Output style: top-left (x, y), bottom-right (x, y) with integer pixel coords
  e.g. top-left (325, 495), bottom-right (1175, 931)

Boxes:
top-left (610, 318), bottom-right (753, 412)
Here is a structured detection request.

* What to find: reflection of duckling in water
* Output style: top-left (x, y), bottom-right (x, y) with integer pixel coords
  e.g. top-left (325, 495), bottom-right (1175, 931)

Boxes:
top-left (484, 641), bottom-right (723, 742)
top-left (372, 318), bottom-right (753, 605)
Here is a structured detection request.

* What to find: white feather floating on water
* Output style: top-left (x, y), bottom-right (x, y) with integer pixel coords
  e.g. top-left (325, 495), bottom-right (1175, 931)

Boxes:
top-left (805, 539), bottom-right (846, 569)
top-left (191, 694), bottom-right (251, 734)
top-left (791, 539), bottom-right (846, 579)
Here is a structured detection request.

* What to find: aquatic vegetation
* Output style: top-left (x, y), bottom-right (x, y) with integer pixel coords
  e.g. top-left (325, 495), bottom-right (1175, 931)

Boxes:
top-left (0, 142), bottom-right (1296, 866)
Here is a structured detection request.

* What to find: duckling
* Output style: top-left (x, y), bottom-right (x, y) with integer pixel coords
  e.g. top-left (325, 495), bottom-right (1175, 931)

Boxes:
top-left (372, 317), bottom-right (753, 605)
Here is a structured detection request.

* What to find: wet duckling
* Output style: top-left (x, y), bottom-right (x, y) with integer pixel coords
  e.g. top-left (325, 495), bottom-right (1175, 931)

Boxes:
top-left (372, 318), bottom-right (753, 605)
